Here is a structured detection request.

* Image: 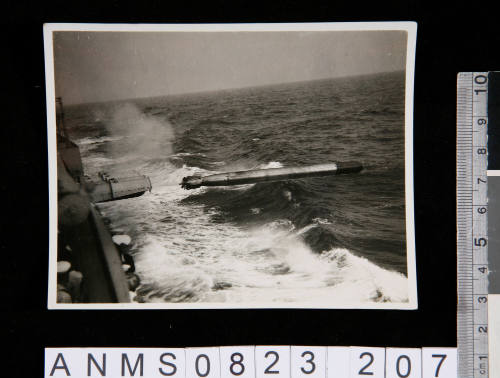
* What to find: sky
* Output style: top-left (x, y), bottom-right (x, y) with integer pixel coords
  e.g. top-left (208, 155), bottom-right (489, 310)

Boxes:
top-left (53, 30), bottom-right (407, 104)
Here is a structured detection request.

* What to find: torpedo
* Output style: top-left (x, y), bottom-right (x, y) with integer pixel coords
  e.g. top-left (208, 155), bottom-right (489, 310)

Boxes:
top-left (181, 162), bottom-right (363, 190)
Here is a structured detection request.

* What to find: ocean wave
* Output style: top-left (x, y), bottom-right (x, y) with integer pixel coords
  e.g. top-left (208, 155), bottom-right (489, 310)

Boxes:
top-left (321, 248), bottom-right (408, 303)
top-left (91, 157), bottom-right (407, 306)
top-left (170, 152), bottom-right (207, 158)
top-left (258, 161), bottom-right (284, 169)
top-left (76, 135), bottom-right (124, 146)
top-left (127, 213), bottom-right (408, 305)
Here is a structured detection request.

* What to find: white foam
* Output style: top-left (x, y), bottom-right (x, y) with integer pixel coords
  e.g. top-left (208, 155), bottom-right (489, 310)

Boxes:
top-left (97, 163), bottom-right (408, 306)
top-left (312, 217), bottom-right (331, 225)
top-left (170, 152), bottom-right (207, 157)
top-left (76, 135), bottom-right (124, 146)
top-left (259, 161), bottom-right (284, 169)
top-left (112, 234), bottom-right (131, 245)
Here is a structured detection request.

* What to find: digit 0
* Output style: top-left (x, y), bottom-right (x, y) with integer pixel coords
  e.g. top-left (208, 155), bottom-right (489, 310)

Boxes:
top-left (396, 355), bottom-right (411, 378)
top-left (475, 75), bottom-right (487, 84)
top-left (195, 354), bottom-right (210, 377)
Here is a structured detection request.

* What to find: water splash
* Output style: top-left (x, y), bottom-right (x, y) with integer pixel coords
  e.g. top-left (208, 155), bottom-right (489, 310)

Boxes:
top-left (106, 103), bottom-right (175, 163)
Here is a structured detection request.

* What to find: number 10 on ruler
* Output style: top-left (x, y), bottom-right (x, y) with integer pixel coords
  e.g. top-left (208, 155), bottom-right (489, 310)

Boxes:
top-left (45, 346), bottom-right (457, 377)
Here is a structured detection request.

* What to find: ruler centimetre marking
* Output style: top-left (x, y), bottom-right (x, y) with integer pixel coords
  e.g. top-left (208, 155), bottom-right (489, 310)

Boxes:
top-left (457, 72), bottom-right (489, 378)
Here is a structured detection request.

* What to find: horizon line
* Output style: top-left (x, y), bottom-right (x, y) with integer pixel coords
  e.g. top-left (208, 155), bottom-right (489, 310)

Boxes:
top-left (60, 69), bottom-right (405, 107)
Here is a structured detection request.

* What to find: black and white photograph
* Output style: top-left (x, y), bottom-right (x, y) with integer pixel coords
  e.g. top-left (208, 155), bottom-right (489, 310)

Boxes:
top-left (45, 23), bottom-right (417, 309)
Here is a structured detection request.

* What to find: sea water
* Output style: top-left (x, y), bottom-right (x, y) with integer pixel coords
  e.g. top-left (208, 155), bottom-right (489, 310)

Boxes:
top-left (63, 71), bottom-right (409, 305)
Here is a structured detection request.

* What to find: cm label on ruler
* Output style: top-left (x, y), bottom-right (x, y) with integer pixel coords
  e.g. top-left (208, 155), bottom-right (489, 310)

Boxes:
top-left (45, 347), bottom-right (458, 378)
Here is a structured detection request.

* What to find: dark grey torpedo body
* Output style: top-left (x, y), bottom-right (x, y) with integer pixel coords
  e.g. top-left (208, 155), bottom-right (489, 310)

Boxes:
top-left (181, 162), bottom-right (363, 190)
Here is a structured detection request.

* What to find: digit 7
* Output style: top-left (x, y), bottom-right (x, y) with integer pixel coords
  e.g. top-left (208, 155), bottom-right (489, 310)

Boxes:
top-left (431, 354), bottom-right (446, 377)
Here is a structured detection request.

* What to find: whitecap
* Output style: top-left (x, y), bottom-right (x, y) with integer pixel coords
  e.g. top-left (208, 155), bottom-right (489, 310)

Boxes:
top-left (259, 161), bottom-right (284, 169)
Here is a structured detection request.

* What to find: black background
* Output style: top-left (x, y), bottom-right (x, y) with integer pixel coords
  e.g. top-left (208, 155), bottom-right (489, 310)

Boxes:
top-left (3, 1), bottom-right (499, 376)
top-left (489, 73), bottom-right (500, 169)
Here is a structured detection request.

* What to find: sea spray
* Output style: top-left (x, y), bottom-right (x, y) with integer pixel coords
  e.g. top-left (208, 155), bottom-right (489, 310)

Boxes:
top-left (106, 102), bottom-right (175, 163)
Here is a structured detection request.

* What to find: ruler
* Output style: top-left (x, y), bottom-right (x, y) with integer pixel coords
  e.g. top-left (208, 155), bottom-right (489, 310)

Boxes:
top-left (457, 72), bottom-right (489, 378)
